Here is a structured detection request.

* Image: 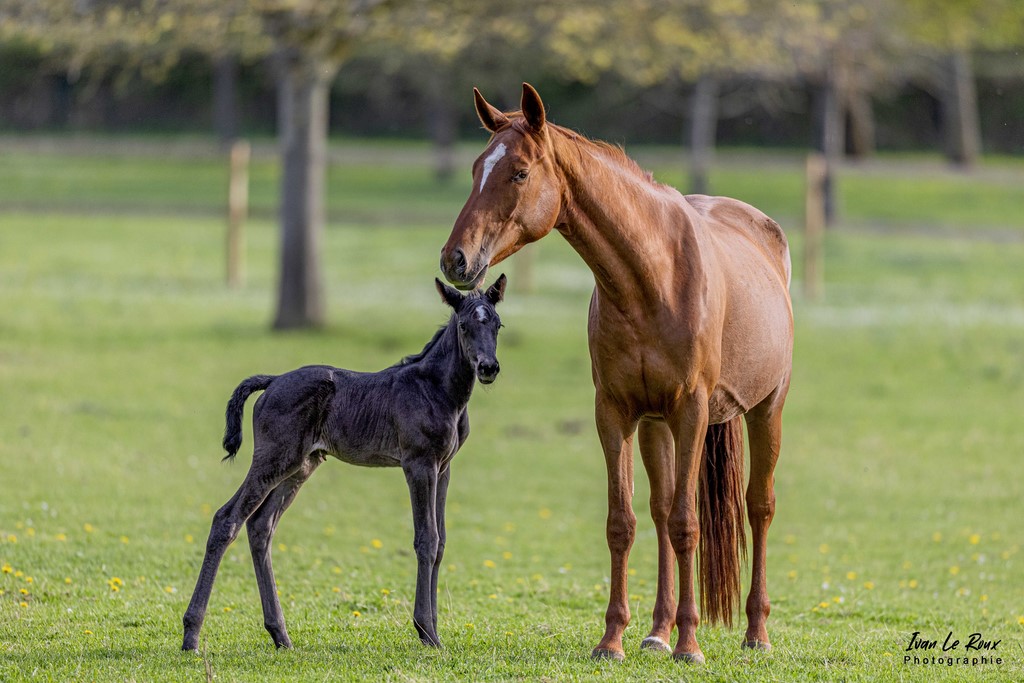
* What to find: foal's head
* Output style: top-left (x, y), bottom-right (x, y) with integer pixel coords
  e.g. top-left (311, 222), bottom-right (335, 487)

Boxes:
top-left (435, 274), bottom-right (507, 384)
top-left (440, 84), bottom-right (562, 290)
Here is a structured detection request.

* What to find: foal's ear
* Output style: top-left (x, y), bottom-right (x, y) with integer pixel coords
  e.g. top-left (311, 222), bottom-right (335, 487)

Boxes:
top-left (485, 273), bottom-right (507, 305)
top-left (435, 278), bottom-right (464, 309)
top-left (521, 83), bottom-right (546, 132)
top-left (474, 87), bottom-right (509, 133)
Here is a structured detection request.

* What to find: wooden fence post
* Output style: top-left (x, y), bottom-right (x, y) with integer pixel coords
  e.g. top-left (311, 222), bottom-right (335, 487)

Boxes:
top-left (226, 139), bottom-right (250, 289)
top-left (804, 152), bottom-right (826, 302)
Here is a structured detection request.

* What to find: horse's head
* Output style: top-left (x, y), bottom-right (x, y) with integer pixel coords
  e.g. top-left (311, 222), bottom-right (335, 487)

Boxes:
top-left (440, 84), bottom-right (561, 290)
top-left (435, 274), bottom-right (507, 384)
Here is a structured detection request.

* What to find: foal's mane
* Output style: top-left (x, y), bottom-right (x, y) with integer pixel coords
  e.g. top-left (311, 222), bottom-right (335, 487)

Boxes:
top-left (393, 291), bottom-right (492, 368)
top-left (394, 320), bottom-right (454, 367)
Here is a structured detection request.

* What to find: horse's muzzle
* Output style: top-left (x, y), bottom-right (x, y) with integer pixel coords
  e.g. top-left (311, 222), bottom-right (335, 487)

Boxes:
top-left (440, 248), bottom-right (487, 290)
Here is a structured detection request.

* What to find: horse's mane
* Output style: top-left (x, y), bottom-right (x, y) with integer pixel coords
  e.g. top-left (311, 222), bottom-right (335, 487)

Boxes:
top-left (504, 115), bottom-right (659, 187)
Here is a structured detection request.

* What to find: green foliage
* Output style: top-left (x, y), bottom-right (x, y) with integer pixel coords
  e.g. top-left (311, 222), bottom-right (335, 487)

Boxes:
top-left (1, 144), bottom-right (1023, 680)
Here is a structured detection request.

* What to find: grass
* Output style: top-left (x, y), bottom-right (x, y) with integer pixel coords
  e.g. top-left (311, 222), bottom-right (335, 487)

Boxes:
top-left (1, 141), bottom-right (1024, 681)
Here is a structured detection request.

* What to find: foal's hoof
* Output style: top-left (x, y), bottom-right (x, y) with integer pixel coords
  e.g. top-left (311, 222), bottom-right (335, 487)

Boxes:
top-left (639, 636), bottom-right (672, 653)
top-left (743, 639), bottom-right (772, 651)
top-left (591, 647), bottom-right (626, 661)
top-left (672, 651), bottom-right (706, 664)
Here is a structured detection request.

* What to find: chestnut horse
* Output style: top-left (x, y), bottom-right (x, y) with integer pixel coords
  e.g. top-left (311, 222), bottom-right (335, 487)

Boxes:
top-left (439, 84), bottom-right (793, 663)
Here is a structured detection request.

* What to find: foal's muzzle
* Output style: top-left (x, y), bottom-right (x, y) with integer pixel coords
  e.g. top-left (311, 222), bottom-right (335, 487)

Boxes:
top-left (477, 361), bottom-right (500, 384)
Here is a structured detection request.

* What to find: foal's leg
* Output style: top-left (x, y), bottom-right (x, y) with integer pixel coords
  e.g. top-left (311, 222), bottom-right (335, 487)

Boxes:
top-left (430, 465), bottom-right (451, 637)
top-left (246, 456), bottom-right (321, 648)
top-left (666, 394), bottom-right (709, 664)
top-left (182, 452), bottom-right (300, 651)
top-left (591, 397), bottom-right (638, 661)
top-left (403, 458), bottom-right (441, 646)
top-left (637, 420), bottom-right (676, 653)
top-left (742, 386), bottom-right (787, 650)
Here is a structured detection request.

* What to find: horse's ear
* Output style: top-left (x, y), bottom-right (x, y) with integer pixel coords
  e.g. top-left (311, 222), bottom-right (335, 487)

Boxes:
top-left (435, 278), bottom-right (463, 309)
top-left (521, 83), bottom-right (546, 132)
top-left (485, 273), bottom-right (507, 305)
top-left (474, 87), bottom-right (509, 133)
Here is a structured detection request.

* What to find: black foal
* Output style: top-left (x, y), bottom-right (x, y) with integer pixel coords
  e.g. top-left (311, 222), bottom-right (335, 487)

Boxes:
top-left (182, 275), bottom-right (506, 651)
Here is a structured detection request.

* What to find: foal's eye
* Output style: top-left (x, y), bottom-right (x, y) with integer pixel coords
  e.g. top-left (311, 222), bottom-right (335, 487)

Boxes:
top-left (511, 169), bottom-right (529, 183)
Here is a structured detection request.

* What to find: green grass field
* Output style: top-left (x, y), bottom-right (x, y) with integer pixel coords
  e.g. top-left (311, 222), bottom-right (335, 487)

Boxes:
top-left (1, 141), bottom-right (1023, 681)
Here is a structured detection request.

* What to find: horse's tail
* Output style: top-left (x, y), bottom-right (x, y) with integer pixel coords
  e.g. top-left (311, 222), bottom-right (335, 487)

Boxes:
top-left (698, 416), bottom-right (747, 627)
top-left (222, 375), bottom-right (277, 461)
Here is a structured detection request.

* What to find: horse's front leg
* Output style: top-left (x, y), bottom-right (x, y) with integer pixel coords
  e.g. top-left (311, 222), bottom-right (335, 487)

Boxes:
top-left (591, 396), bottom-right (639, 661)
top-left (667, 394), bottom-right (709, 664)
top-left (403, 458), bottom-right (441, 647)
top-left (637, 420), bottom-right (677, 653)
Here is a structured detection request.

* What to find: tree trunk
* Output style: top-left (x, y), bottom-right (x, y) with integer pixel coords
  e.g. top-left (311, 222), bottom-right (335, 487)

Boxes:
top-left (428, 67), bottom-right (457, 184)
top-left (273, 52), bottom-right (330, 330)
top-left (844, 89), bottom-right (875, 159)
top-left (688, 74), bottom-right (719, 195)
top-left (811, 70), bottom-right (843, 226)
top-left (212, 54), bottom-right (240, 146)
top-left (940, 50), bottom-right (981, 168)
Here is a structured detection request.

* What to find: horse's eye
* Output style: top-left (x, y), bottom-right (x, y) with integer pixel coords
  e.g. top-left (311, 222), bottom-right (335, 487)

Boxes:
top-left (512, 169), bottom-right (529, 183)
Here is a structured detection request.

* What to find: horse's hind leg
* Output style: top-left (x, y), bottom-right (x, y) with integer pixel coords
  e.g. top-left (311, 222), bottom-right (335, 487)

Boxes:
top-left (741, 382), bottom-right (788, 650)
top-left (246, 456), bottom-right (321, 648)
top-left (182, 452), bottom-right (301, 651)
top-left (637, 420), bottom-right (676, 653)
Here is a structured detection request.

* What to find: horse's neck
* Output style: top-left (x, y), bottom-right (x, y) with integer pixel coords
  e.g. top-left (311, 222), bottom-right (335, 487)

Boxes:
top-left (554, 142), bottom-right (692, 307)
top-left (420, 320), bottom-right (476, 405)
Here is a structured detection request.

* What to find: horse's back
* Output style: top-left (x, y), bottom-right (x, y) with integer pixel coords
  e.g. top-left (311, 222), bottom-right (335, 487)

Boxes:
top-left (684, 194), bottom-right (791, 290)
top-left (681, 194), bottom-right (793, 421)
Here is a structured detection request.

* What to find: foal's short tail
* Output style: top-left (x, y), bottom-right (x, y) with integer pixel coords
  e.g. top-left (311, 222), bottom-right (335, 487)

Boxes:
top-left (698, 416), bottom-right (747, 627)
top-left (222, 374), bottom-right (277, 461)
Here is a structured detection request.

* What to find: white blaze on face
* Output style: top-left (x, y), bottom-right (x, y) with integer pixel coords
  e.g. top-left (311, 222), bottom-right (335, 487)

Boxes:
top-left (479, 143), bottom-right (507, 192)
top-left (474, 305), bottom-right (489, 323)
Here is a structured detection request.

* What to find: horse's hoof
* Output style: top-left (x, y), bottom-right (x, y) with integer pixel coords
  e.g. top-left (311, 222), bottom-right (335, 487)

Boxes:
top-left (672, 651), bottom-right (706, 664)
top-left (591, 648), bottom-right (626, 661)
top-left (274, 639), bottom-right (293, 649)
top-left (640, 636), bottom-right (672, 653)
top-left (743, 639), bottom-right (771, 651)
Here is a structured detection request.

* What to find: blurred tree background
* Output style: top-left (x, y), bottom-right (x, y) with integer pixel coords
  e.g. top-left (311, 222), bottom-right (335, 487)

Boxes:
top-left (3, 0), bottom-right (1021, 154)
top-left (1, 0), bottom-right (1022, 328)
